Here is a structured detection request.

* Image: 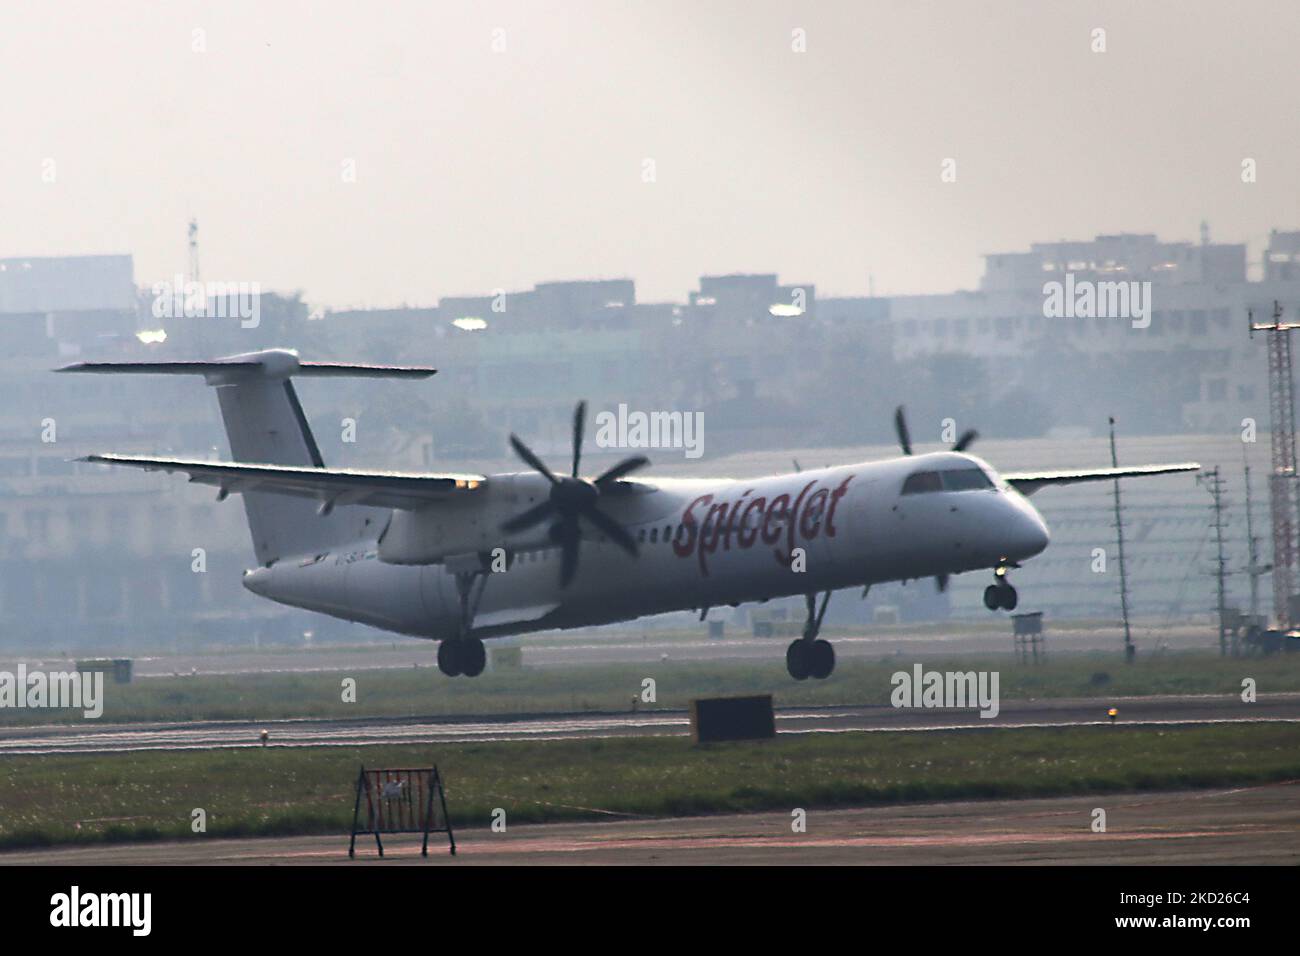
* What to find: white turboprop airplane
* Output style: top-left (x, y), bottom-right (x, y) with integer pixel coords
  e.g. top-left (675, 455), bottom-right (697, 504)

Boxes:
top-left (62, 349), bottom-right (1199, 680)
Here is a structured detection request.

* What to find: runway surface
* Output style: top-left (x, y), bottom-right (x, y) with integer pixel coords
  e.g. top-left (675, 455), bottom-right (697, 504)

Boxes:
top-left (0, 624), bottom-right (1228, 679)
top-left (1, 692), bottom-right (1296, 755)
top-left (4, 782), bottom-right (1296, 865)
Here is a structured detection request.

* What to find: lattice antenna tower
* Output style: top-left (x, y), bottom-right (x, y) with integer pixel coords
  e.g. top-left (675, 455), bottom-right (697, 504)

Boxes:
top-left (1249, 301), bottom-right (1300, 627)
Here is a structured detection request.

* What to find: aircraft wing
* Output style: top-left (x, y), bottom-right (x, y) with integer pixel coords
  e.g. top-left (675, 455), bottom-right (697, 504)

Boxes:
top-left (1002, 462), bottom-right (1200, 496)
top-left (80, 454), bottom-right (485, 511)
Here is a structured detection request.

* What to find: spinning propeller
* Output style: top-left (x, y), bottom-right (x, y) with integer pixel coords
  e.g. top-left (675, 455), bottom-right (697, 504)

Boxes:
top-left (894, 404), bottom-right (977, 457)
top-left (501, 401), bottom-right (650, 587)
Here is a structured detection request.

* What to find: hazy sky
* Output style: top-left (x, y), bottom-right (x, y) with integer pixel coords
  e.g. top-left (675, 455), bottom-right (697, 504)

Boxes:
top-left (1, 0), bottom-right (1297, 308)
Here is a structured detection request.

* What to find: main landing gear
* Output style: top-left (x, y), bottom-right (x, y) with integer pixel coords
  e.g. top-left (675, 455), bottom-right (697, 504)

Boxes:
top-left (983, 565), bottom-right (1018, 612)
top-left (437, 555), bottom-right (493, 678)
top-left (437, 636), bottom-right (486, 678)
top-left (786, 591), bottom-right (835, 680)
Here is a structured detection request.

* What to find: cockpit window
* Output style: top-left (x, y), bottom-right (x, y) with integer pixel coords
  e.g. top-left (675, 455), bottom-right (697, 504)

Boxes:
top-left (902, 467), bottom-right (994, 494)
top-left (940, 468), bottom-right (994, 491)
top-left (901, 470), bottom-right (943, 494)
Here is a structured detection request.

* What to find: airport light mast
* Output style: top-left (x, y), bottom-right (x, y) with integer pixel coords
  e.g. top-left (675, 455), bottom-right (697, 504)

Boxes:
top-left (1249, 301), bottom-right (1300, 629)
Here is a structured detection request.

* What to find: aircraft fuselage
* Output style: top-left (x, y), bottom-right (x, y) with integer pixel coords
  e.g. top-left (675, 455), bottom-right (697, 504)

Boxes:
top-left (242, 451), bottom-right (1051, 640)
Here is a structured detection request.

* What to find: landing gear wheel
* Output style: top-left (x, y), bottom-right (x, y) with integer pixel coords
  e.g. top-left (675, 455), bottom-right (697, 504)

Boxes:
top-left (437, 640), bottom-right (462, 676)
top-left (808, 639), bottom-right (835, 679)
top-left (983, 583), bottom-right (1018, 611)
top-left (786, 640), bottom-right (811, 681)
top-left (460, 638), bottom-right (487, 677)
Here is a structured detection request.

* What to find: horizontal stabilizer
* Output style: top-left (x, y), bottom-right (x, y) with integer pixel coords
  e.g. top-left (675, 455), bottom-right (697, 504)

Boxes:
top-left (81, 454), bottom-right (485, 511)
top-left (296, 362), bottom-right (435, 378)
top-left (58, 360), bottom-right (262, 375)
top-left (56, 348), bottom-right (434, 382)
top-left (1003, 462), bottom-right (1200, 495)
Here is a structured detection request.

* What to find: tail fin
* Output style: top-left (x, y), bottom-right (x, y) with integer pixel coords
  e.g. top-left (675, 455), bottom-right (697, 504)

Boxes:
top-left (59, 349), bottom-right (436, 565)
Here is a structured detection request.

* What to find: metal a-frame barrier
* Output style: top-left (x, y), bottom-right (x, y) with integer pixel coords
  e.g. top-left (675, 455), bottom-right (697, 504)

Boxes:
top-left (349, 764), bottom-right (456, 858)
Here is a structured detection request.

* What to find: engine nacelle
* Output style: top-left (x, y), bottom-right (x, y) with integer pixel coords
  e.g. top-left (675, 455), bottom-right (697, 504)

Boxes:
top-left (377, 472), bottom-right (552, 564)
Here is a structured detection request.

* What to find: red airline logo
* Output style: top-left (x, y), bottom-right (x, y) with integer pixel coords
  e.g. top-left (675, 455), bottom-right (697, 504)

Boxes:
top-left (673, 475), bottom-right (854, 576)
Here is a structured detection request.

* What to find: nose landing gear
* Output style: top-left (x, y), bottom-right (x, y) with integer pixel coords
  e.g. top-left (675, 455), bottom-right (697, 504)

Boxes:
top-left (786, 591), bottom-right (836, 680)
top-left (983, 565), bottom-right (1018, 612)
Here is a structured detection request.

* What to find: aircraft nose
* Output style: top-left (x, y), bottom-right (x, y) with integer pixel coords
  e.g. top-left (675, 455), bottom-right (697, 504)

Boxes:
top-left (1005, 506), bottom-right (1050, 560)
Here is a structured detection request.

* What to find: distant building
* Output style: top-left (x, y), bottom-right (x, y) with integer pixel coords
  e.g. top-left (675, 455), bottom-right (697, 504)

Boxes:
top-left (0, 254), bottom-right (136, 315)
top-left (688, 273), bottom-right (814, 319)
top-left (1264, 229), bottom-right (1300, 282)
top-left (888, 230), bottom-right (1300, 433)
top-left (981, 232), bottom-right (1246, 291)
top-left (439, 278), bottom-right (637, 332)
top-left (0, 254), bottom-right (138, 360)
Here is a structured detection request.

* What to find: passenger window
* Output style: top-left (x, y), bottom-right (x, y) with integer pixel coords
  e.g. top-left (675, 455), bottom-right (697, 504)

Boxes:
top-left (941, 468), bottom-right (994, 492)
top-left (650, 528), bottom-right (659, 543)
top-left (901, 470), bottom-right (943, 494)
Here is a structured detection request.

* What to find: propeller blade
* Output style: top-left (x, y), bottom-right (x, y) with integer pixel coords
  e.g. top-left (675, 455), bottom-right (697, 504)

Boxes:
top-left (593, 454), bottom-right (650, 487)
top-left (952, 429), bottom-right (978, 452)
top-left (935, 574), bottom-right (949, 593)
top-left (509, 434), bottom-right (559, 485)
top-left (894, 406), bottom-right (913, 456)
top-left (571, 400), bottom-right (587, 478)
top-left (559, 533), bottom-right (581, 587)
top-left (501, 500), bottom-right (555, 534)
top-left (581, 505), bottom-right (639, 557)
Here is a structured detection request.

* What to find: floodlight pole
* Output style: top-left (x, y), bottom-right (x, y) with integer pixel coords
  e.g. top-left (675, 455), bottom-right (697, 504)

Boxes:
top-left (1249, 301), bottom-right (1300, 629)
